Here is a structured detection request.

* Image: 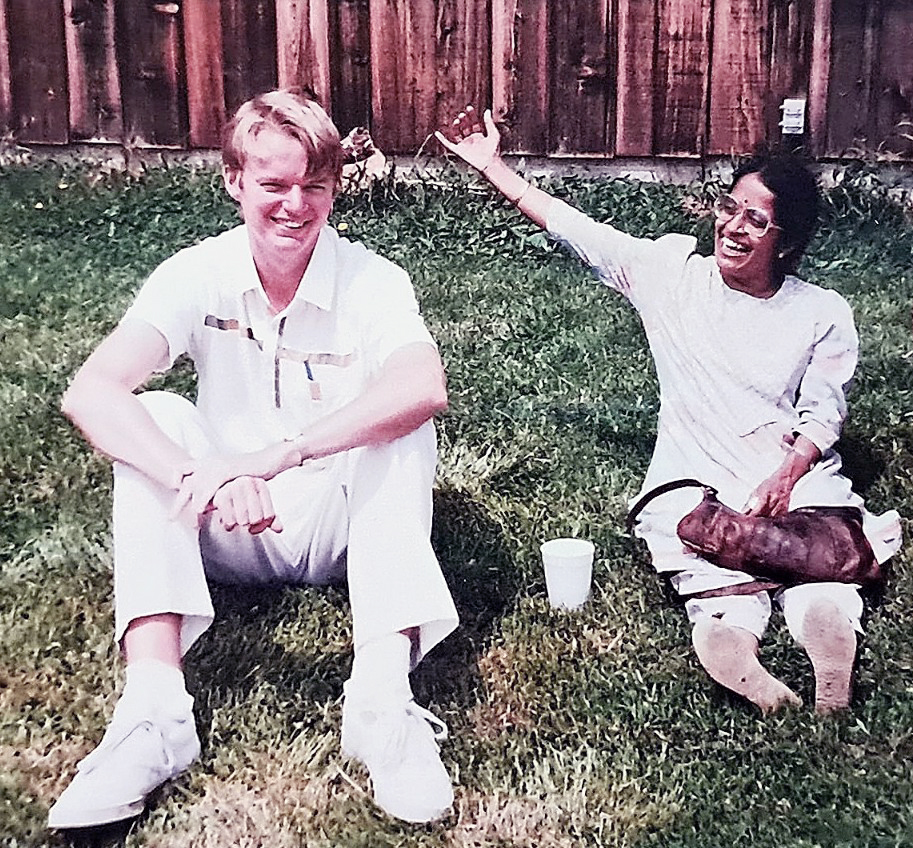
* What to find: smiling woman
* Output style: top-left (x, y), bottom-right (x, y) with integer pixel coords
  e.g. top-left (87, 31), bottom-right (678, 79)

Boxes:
top-left (437, 107), bottom-right (902, 716)
top-left (712, 154), bottom-right (820, 298)
top-left (712, 174), bottom-right (782, 296)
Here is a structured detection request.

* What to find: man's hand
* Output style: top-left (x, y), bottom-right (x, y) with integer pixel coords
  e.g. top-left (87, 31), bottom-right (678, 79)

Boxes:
top-left (172, 455), bottom-right (283, 534)
top-left (171, 439), bottom-right (304, 527)
top-left (210, 475), bottom-right (282, 534)
top-left (172, 455), bottom-right (240, 521)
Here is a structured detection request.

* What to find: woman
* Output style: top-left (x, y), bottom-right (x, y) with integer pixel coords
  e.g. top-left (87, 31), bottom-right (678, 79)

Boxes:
top-left (436, 107), bottom-right (901, 714)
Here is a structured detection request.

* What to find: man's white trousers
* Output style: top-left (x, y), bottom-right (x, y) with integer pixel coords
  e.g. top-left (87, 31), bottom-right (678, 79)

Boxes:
top-left (112, 391), bottom-right (458, 662)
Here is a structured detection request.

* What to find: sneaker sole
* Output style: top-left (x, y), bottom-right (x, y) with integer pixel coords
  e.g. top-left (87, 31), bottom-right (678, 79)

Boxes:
top-left (374, 788), bottom-right (454, 824)
top-left (48, 797), bottom-right (145, 830)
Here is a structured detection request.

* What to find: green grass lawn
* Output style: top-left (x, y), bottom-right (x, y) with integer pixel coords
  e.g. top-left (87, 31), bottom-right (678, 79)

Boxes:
top-left (1, 159), bottom-right (912, 847)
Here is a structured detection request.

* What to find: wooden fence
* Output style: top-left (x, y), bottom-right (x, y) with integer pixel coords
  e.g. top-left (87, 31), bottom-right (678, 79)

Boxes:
top-left (0, 0), bottom-right (910, 159)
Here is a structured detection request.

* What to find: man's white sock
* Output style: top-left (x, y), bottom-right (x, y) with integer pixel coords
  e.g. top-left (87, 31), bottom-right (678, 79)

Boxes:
top-left (350, 631), bottom-right (413, 704)
top-left (124, 659), bottom-right (189, 711)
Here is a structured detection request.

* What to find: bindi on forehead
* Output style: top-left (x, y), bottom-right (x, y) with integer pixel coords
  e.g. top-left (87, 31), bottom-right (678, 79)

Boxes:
top-left (732, 174), bottom-right (776, 213)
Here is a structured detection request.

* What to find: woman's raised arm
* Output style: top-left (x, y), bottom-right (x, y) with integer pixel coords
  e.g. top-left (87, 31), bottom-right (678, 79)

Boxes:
top-left (435, 106), bottom-right (556, 231)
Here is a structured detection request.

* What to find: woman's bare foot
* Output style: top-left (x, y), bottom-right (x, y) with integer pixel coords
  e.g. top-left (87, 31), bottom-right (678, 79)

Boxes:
top-left (692, 619), bottom-right (802, 714)
top-left (800, 598), bottom-right (856, 714)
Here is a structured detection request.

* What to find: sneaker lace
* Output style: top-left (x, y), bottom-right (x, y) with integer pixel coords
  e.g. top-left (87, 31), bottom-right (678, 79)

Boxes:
top-left (405, 702), bottom-right (448, 743)
top-left (77, 719), bottom-right (173, 775)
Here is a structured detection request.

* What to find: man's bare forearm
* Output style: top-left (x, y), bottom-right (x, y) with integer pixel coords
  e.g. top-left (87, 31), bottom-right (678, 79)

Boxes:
top-left (62, 374), bottom-right (192, 490)
top-left (290, 342), bottom-right (447, 463)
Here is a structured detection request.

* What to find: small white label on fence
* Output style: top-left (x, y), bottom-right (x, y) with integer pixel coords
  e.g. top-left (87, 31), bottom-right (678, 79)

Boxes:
top-left (780, 99), bottom-right (806, 135)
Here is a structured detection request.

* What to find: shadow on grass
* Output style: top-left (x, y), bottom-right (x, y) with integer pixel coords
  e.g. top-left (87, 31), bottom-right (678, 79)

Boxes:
top-left (835, 431), bottom-right (886, 497)
top-left (415, 486), bottom-right (521, 706)
top-left (179, 485), bottom-right (519, 744)
top-left (55, 775), bottom-right (203, 848)
top-left (58, 821), bottom-right (135, 848)
top-left (185, 583), bottom-right (354, 747)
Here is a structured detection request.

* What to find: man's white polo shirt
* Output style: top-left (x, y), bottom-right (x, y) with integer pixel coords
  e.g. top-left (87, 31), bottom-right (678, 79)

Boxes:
top-left (123, 224), bottom-right (436, 452)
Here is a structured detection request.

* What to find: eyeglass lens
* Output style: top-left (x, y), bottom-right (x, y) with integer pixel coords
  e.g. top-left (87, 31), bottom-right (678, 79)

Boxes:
top-left (714, 195), bottom-right (773, 235)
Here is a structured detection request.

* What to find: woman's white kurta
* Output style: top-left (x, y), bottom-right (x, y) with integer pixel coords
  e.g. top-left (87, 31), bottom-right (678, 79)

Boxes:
top-left (547, 199), bottom-right (901, 595)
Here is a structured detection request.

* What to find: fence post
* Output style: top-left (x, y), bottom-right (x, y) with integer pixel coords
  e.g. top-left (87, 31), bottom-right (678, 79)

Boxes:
top-left (807, 0), bottom-right (831, 157)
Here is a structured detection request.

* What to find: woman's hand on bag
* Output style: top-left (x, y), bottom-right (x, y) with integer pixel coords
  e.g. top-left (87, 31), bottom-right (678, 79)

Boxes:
top-left (435, 106), bottom-right (501, 173)
top-left (746, 434), bottom-right (820, 517)
top-left (745, 469), bottom-right (796, 517)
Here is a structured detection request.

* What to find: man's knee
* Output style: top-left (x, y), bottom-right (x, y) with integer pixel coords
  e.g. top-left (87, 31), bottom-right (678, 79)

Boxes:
top-left (135, 391), bottom-right (211, 455)
top-left (348, 421), bottom-right (437, 491)
top-left (373, 420), bottom-right (436, 462)
top-left (137, 390), bottom-right (194, 426)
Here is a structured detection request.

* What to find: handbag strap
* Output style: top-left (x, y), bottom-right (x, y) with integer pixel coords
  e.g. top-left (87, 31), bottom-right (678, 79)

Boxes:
top-left (625, 478), bottom-right (715, 534)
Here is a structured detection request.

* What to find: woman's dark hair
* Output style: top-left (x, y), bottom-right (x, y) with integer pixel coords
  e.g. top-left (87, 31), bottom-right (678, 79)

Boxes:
top-left (730, 146), bottom-right (820, 274)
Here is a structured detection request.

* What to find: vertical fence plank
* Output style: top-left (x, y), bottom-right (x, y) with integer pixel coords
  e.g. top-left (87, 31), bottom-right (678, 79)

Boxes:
top-left (654, 0), bottom-right (711, 156)
top-left (369, 0), bottom-right (431, 152)
top-left (366, 0), bottom-right (402, 149)
top-left (491, 0), bottom-right (517, 142)
top-left (116, 0), bottom-right (186, 146)
top-left (708, 0), bottom-right (771, 154)
top-left (6, 0), bottom-right (68, 143)
top-left (549, 0), bottom-right (612, 155)
top-left (768, 0), bottom-right (814, 141)
top-left (183, 0), bottom-right (225, 148)
top-left (434, 0), bottom-right (490, 149)
top-left (329, 0), bottom-right (371, 132)
top-left (221, 0), bottom-right (277, 115)
top-left (0, 0), bottom-right (12, 132)
top-left (616, 0), bottom-right (656, 156)
top-left (491, 0), bottom-right (515, 141)
top-left (276, 0), bottom-right (331, 109)
top-left (221, 0), bottom-right (276, 113)
top-left (64, 0), bottom-right (123, 142)
top-left (806, 0), bottom-right (830, 155)
top-left (875, 0), bottom-right (913, 156)
top-left (492, 0), bottom-right (548, 153)
top-left (824, 0), bottom-right (867, 155)
top-left (370, 0), bottom-right (488, 155)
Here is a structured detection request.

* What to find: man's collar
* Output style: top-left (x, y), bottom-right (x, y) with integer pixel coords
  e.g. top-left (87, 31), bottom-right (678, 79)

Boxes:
top-left (293, 227), bottom-right (336, 310)
top-left (228, 225), bottom-right (337, 311)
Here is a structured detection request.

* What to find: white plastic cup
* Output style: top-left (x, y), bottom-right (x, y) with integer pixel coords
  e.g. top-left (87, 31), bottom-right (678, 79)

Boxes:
top-left (540, 538), bottom-right (594, 611)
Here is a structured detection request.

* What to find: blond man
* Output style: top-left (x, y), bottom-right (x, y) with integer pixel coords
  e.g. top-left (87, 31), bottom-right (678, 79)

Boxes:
top-left (50, 89), bottom-right (459, 828)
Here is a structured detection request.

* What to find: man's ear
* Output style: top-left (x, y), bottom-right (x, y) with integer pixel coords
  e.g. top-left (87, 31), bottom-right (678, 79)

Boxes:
top-left (223, 165), bottom-right (242, 202)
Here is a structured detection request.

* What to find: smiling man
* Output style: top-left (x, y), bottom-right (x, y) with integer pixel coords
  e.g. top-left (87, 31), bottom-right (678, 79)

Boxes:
top-left (50, 89), bottom-right (459, 829)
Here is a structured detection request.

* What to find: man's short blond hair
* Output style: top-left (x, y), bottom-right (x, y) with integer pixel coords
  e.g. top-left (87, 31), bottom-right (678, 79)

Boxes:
top-left (222, 89), bottom-right (344, 183)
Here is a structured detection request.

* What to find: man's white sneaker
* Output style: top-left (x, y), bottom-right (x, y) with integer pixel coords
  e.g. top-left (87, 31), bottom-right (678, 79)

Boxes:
top-left (341, 684), bottom-right (454, 823)
top-left (48, 691), bottom-right (200, 829)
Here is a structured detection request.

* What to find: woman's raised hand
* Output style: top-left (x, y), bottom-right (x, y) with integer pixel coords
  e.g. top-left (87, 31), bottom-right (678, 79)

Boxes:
top-left (435, 106), bottom-right (501, 173)
top-left (436, 104), bottom-right (548, 227)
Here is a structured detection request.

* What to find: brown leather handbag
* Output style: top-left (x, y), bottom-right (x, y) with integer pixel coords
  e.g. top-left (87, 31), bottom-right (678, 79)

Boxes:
top-left (626, 479), bottom-right (882, 587)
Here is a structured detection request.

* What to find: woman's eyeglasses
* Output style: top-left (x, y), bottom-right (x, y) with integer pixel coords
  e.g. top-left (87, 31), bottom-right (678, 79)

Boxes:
top-left (713, 194), bottom-right (781, 238)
